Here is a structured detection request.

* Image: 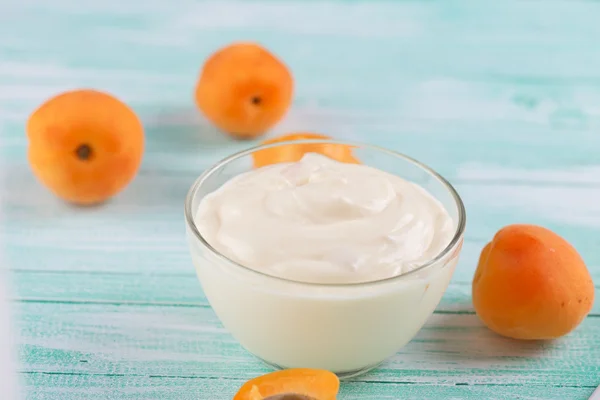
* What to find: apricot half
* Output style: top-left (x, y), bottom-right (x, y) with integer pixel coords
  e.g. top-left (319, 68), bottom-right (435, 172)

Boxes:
top-left (27, 89), bottom-right (144, 205)
top-left (252, 133), bottom-right (360, 168)
top-left (194, 42), bottom-right (293, 139)
top-left (472, 224), bottom-right (595, 340)
top-left (233, 368), bottom-right (339, 400)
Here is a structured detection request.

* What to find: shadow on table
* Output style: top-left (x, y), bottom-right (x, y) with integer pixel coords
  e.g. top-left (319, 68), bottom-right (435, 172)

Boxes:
top-left (0, 163), bottom-right (195, 214)
top-left (144, 106), bottom-right (235, 151)
top-left (363, 312), bottom-right (557, 380)
top-left (416, 313), bottom-right (553, 362)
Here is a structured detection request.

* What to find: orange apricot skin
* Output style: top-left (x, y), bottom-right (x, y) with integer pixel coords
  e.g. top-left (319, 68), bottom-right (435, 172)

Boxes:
top-left (233, 368), bottom-right (339, 400)
top-left (252, 133), bottom-right (360, 168)
top-left (27, 89), bottom-right (144, 205)
top-left (195, 42), bottom-right (293, 139)
top-left (472, 224), bottom-right (595, 340)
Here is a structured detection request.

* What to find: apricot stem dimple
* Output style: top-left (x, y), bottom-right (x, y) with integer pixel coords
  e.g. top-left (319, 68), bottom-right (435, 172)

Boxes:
top-left (75, 144), bottom-right (93, 161)
top-left (251, 96), bottom-right (262, 105)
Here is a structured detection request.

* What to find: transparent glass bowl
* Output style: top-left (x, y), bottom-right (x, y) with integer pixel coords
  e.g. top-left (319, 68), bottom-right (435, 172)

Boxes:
top-left (184, 139), bottom-right (466, 379)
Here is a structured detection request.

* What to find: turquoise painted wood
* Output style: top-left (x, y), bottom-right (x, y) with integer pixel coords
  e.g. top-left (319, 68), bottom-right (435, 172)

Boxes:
top-left (1, 0), bottom-right (599, 399)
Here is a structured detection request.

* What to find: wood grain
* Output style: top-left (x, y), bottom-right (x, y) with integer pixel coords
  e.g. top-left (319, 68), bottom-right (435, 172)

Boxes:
top-left (16, 302), bottom-right (600, 387)
top-left (2, 0), bottom-right (600, 399)
top-left (20, 373), bottom-right (596, 400)
top-left (9, 271), bottom-right (600, 316)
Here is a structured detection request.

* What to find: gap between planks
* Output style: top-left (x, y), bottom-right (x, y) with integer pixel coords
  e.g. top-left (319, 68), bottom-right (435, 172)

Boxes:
top-left (9, 297), bottom-right (600, 318)
top-left (17, 371), bottom-right (599, 390)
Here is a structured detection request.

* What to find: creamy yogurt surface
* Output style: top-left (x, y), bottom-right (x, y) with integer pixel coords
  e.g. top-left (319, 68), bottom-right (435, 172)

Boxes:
top-left (195, 153), bottom-right (454, 284)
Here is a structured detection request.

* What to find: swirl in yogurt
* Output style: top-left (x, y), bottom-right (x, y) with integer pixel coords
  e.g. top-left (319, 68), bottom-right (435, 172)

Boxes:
top-left (195, 153), bottom-right (454, 284)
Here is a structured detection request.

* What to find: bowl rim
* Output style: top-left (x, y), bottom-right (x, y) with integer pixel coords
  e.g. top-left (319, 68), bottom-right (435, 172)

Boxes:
top-left (184, 138), bottom-right (466, 287)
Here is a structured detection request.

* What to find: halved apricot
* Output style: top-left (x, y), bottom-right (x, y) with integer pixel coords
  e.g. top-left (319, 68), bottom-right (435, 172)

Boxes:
top-left (233, 368), bottom-right (339, 400)
top-left (195, 42), bottom-right (293, 139)
top-left (252, 133), bottom-right (360, 168)
top-left (26, 89), bottom-right (144, 205)
top-left (472, 224), bottom-right (595, 340)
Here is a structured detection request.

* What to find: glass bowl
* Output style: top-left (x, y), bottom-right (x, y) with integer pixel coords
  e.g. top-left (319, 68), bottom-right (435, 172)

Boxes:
top-left (184, 139), bottom-right (466, 379)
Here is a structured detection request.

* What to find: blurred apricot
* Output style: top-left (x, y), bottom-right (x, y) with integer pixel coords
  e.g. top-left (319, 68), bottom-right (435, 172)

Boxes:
top-left (472, 224), bottom-right (594, 340)
top-left (195, 42), bottom-right (293, 139)
top-left (27, 89), bottom-right (144, 205)
top-left (252, 133), bottom-right (360, 168)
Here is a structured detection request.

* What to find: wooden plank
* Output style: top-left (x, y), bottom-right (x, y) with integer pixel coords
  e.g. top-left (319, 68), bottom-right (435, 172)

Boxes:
top-left (2, 0), bottom-right (600, 173)
top-left (3, 175), bottom-right (600, 279)
top-left (15, 302), bottom-right (600, 387)
top-left (20, 373), bottom-right (597, 400)
top-left (3, 116), bottom-right (600, 175)
top-left (2, 1), bottom-right (600, 83)
top-left (4, 230), bottom-right (598, 283)
top-left (8, 271), bottom-right (600, 316)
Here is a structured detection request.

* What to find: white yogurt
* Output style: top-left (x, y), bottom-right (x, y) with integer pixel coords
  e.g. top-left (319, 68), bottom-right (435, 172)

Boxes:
top-left (195, 153), bottom-right (454, 284)
top-left (187, 152), bottom-right (463, 375)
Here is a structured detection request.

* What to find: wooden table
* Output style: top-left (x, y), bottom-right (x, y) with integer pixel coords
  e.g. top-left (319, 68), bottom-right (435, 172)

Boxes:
top-left (2, 1), bottom-right (599, 399)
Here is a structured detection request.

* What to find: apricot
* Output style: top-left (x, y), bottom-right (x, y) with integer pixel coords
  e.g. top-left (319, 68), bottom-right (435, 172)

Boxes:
top-left (27, 89), bottom-right (144, 205)
top-left (234, 368), bottom-right (339, 400)
top-left (252, 133), bottom-right (360, 168)
top-left (194, 42), bottom-right (293, 139)
top-left (472, 224), bottom-right (595, 340)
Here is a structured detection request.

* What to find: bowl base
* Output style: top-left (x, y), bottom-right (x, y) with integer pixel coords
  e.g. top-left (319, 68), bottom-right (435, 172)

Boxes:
top-left (257, 357), bottom-right (383, 380)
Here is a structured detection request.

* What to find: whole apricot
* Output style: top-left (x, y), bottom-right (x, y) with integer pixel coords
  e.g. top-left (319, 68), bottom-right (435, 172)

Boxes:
top-left (195, 42), bottom-right (293, 139)
top-left (252, 132), bottom-right (360, 168)
top-left (472, 224), bottom-right (594, 340)
top-left (27, 89), bottom-right (144, 205)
